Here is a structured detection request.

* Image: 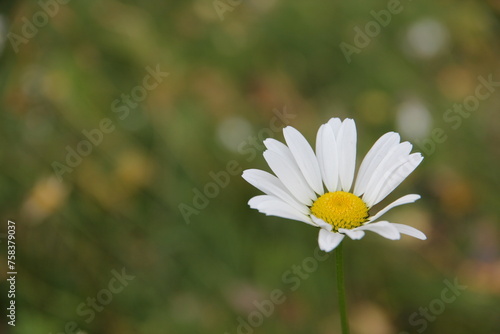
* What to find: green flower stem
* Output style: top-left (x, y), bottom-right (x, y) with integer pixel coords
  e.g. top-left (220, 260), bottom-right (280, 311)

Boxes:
top-left (336, 243), bottom-right (350, 334)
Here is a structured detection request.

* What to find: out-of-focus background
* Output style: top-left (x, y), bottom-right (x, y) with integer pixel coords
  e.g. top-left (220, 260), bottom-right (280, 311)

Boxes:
top-left (1, 0), bottom-right (499, 333)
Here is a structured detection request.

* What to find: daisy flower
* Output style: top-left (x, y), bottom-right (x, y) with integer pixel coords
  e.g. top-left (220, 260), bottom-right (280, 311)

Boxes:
top-left (242, 117), bottom-right (426, 252)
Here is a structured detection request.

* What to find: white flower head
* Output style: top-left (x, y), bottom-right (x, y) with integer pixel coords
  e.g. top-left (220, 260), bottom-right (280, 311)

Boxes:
top-left (242, 118), bottom-right (426, 252)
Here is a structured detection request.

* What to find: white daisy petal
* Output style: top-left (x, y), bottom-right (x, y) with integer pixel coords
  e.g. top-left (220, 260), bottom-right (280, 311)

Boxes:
top-left (263, 150), bottom-right (316, 205)
top-left (367, 194), bottom-right (421, 223)
top-left (283, 126), bottom-right (324, 195)
top-left (316, 124), bottom-right (339, 192)
top-left (362, 142), bottom-right (413, 207)
top-left (339, 228), bottom-right (365, 240)
top-left (372, 153), bottom-right (423, 205)
top-left (263, 139), bottom-right (308, 191)
top-left (356, 221), bottom-right (401, 240)
top-left (353, 132), bottom-right (400, 196)
top-left (248, 195), bottom-right (317, 226)
top-left (364, 152), bottom-right (416, 207)
top-left (391, 223), bottom-right (427, 240)
top-left (311, 215), bottom-right (333, 231)
top-left (263, 138), bottom-right (295, 161)
top-left (328, 118), bottom-right (342, 136)
top-left (336, 119), bottom-right (357, 192)
top-left (318, 229), bottom-right (345, 252)
top-left (248, 195), bottom-right (275, 208)
top-left (242, 169), bottom-right (309, 214)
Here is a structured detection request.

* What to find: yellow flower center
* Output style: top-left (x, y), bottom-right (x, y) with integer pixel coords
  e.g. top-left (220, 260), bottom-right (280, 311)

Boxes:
top-left (310, 191), bottom-right (369, 231)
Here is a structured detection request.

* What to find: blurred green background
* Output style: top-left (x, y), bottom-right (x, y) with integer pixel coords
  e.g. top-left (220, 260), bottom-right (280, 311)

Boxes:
top-left (1, 0), bottom-right (500, 333)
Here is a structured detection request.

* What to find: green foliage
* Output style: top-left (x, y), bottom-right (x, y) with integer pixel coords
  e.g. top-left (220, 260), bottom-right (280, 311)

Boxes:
top-left (1, 0), bottom-right (499, 333)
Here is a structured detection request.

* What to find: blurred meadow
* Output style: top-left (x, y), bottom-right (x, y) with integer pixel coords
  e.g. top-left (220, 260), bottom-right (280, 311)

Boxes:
top-left (1, 0), bottom-right (500, 333)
